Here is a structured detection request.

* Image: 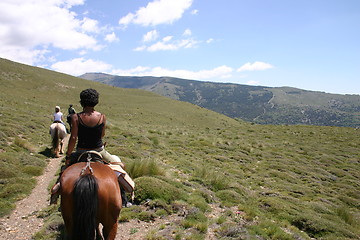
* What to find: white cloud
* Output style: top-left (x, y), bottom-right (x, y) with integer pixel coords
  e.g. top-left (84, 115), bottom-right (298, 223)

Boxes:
top-left (0, 0), bottom-right (101, 65)
top-left (147, 42), bottom-right (178, 51)
top-left (247, 80), bottom-right (260, 85)
top-left (119, 0), bottom-right (193, 27)
top-left (0, 45), bottom-right (49, 65)
top-left (206, 38), bottom-right (214, 44)
top-left (79, 50), bottom-right (87, 55)
top-left (51, 58), bottom-right (112, 76)
top-left (111, 66), bottom-right (151, 75)
top-left (81, 17), bottom-right (100, 33)
top-left (118, 13), bottom-right (135, 26)
top-left (133, 45), bottom-right (147, 51)
top-left (183, 28), bottom-right (192, 36)
top-left (191, 9), bottom-right (198, 15)
top-left (180, 39), bottom-right (198, 49)
top-left (136, 35), bottom-right (199, 52)
top-left (111, 65), bottom-right (233, 81)
top-left (162, 36), bottom-right (173, 42)
top-left (143, 30), bottom-right (159, 42)
top-left (237, 61), bottom-right (274, 72)
top-left (105, 32), bottom-right (119, 43)
top-left (147, 38), bottom-right (199, 51)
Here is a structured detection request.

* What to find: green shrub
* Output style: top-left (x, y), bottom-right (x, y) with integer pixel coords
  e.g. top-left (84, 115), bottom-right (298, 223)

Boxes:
top-left (216, 215), bottom-right (227, 224)
top-left (336, 206), bottom-right (355, 226)
top-left (138, 211), bottom-right (156, 222)
top-left (14, 137), bottom-right (37, 152)
top-left (118, 205), bottom-right (143, 222)
top-left (22, 165), bottom-right (43, 176)
top-left (187, 193), bottom-right (210, 212)
top-left (192, 166), bottom-right (230, 191)
top-left (0, 199), bottom-right (15, 216)
top-left (249, 220), bottom-right (292, 240)
top-left (147, 199), bottom-right (172, 214)
top-left (127, 158), bottom-right (165, 179)
top-left (192, 189), bottom-right (214, 203)
top-left (216, 222), bottom-right (247, 239)
top-left (216, 189), bottom-right (244, 207)
top-left (181, 208), bottom-right (208, 233)
top-left (291, 214), bottom-right (329, 238)
top-left (0, 164), bottom-right (17, 178)
top-left (155, 209), bottom-right (168, 217)
top-left (0, 183), bottom-right (31, 199)
top-left (32, 212), bottom-right (64, 240)
top-left (134, 176), bottom-right (187, 203)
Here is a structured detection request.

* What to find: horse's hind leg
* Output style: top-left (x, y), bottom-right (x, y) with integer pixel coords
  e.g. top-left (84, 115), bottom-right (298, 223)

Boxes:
top-left (55, 148), bottom-right (60, 158)
top-left (59, 140), bottom-right (64, 154)
top-left (102, 221), bottom-right (118, 240)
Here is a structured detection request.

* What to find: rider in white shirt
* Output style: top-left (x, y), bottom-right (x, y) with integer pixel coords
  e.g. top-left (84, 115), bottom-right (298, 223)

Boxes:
top-left (53, 106), bottom-right (63, 122)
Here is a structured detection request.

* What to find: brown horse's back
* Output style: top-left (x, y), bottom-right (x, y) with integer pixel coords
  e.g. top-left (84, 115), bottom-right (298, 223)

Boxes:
top-left (60, 162), bottom-right (121, 239)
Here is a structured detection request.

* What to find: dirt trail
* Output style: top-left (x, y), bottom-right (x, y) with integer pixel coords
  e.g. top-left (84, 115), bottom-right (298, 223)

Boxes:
top-left (0, 155), bottom-right (63, 240)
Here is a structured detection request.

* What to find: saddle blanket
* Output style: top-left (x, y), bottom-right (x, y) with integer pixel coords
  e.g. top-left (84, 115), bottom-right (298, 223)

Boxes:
top-left (108, 164), bottom-right (135, 193)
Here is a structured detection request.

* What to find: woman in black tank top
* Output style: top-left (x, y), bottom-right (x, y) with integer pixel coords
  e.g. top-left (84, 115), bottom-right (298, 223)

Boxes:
top-left (51, 88), bottom-right (131, 207)
top-left (65, 88), bottom-right (105, 160)
top-left (65, 89), bottom-right (123, 168)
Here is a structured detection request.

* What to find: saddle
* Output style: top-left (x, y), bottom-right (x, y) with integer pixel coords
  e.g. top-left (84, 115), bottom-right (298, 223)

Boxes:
top-left (75, 151), bottom-right (135, 194)
top-left (77, 151), bottom-right (105, 163)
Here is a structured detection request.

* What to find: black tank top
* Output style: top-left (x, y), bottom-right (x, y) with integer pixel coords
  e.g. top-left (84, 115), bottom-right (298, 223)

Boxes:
top-left (77, 113), bottom-right (104, 149)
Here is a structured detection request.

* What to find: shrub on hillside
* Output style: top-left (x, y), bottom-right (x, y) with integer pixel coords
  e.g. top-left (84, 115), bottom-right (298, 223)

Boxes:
top-left (127, 158), bottom-right (164, 179)
top-left (216, 189), bottom-right (244, 207)
top-left (134, 176), bottom-right (187, 204)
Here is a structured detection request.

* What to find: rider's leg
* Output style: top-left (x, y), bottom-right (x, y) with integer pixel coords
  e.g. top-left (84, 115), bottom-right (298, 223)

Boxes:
top-left (99, 149), bottom-right (132, 207)
top-left (113, 170), bottom-right (132, 207)
top-left (50, 164), bottom-right (67, 204)
top-left (50, 153), bottom-right (77, 205)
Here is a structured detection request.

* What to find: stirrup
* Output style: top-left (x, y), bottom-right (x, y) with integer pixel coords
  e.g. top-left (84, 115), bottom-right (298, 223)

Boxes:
top-left (50, 193), bottom-right (59, 205)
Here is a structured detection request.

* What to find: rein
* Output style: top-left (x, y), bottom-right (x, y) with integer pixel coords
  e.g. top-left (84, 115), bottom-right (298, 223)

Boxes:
top-left (80, 152), bottom-right (94, 175)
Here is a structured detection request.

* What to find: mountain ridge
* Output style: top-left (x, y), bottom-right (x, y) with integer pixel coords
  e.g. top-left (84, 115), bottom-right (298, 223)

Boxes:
top-left (81, 72), bottom-right (360, 127)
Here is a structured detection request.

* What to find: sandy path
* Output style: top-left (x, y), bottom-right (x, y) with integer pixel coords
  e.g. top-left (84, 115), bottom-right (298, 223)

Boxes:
top-left (0, 155), bottom-right (63, 240)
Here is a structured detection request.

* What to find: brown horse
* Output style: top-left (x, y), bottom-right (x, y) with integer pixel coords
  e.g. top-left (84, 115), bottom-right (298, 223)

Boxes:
top-left (60, 161), bottom-right (122, 240)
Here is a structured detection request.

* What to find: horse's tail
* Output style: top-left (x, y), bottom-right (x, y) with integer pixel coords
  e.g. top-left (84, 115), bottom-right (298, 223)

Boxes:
top-left (73, 174), bottom-right (98, 240)
top-left (52, 124), bottom-right (59, 150)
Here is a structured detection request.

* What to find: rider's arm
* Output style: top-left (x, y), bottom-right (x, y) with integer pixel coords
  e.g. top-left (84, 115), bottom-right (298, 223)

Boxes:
top-left (65, 114), bottom-right (78, 165)
top-left (101, 114), bottom-right (106, 138)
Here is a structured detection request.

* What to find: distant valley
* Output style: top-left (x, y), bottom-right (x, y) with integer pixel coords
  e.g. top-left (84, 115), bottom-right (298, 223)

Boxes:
top-left (81, 73), bottom-right (360, 127)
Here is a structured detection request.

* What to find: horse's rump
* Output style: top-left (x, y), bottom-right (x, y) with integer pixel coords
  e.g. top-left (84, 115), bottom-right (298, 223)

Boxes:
top-left (50, 123), bottom-right (67, 157)
top-left (60, 162), bottom-right (121, 239)
top-left (50, 123), bottom-right (66, 138)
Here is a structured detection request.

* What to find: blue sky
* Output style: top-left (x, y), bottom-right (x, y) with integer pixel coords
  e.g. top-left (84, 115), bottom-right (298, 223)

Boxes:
top-left (1, 0), bottom-right (359, 94)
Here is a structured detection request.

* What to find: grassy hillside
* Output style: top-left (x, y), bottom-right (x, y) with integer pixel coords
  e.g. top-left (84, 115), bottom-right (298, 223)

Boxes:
top-left (81, 73), bottom-right (360, 127)
top-left (1, 58), bottom-right (360, 239)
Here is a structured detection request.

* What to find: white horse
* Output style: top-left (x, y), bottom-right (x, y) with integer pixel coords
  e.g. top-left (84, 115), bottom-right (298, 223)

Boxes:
top-left (50, 123), bottom-right (67, 157)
